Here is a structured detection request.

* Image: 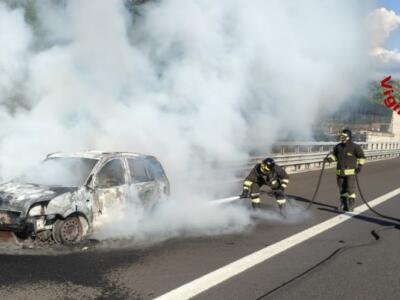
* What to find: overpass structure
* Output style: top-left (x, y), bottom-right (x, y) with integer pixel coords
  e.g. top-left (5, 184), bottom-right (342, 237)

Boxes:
top-left (272, 111), bottom-right (400, 173)
top-left (361, 110), bottom-right (400, 143)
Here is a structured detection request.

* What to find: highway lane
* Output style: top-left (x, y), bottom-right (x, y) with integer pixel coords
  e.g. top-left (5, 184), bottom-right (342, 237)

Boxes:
top-left (0, 158), bottom-right (399, 299)
top-left (197, 194), bottom-right (400, 300)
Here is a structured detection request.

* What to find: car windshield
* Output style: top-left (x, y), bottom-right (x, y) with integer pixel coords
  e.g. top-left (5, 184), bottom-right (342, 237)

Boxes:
top-left (15, 157), bottom-right (98, 187)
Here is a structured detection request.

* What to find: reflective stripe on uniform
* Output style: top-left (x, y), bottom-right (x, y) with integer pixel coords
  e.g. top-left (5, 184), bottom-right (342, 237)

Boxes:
top-left (281, 179), bottom-right (289, 184)
top-left (344, 169), bottom-right (355, 175)
top-left (276, 198), bottom-right (286, 205)
top-left (341, 193), bottom-right (348, 198)
top-left (251, 198), bottom-right (261, 204)
top-left (357, 158), bottom-right (366, 165)
top-left (250, 193), bottom-right (260, 198)
top-left (348, 193), bottom-right (356, 199)
top-left (328, 154), bottom-right (337, 161)
top-left (271, 180), bottom-right (278, 185)
top-left (281, 183), bottom-right (287, 188)
top-left (244, 180), bottom-right (253, 188)
top-left (336, 169), bottom-right (355, 176)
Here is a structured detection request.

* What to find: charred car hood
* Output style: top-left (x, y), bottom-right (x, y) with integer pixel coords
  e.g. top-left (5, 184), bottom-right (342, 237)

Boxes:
top-left (0, 182), bottom-right (77, 213)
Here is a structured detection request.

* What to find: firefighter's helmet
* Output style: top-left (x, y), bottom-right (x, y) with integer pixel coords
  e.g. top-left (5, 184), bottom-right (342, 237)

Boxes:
top-left (260, 158), bottom-right (275, 173)
top-left (340, 128), bottom-right (352, 142)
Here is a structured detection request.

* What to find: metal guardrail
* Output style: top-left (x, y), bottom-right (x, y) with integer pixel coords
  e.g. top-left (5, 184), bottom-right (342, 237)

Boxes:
top-left (203, 142), bottom-right (400, 179)
top-left (186, 142), bottom-right (400, 187)
top-left (269, 141), bottom-right (400, 154)
top-left (263, 149), bottom-right (400, 172)
top-left (247, 142), bottom-right (400, 173)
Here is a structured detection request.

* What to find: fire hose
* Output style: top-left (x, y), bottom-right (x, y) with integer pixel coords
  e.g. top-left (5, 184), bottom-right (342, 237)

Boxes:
top-left (236, 152), bottom-right (400, 224)
top-left (355, 172), bottom-right (400, 223)
top-left (236, 156), bottom-right (328, 210)
top-left (255, 156), bottom-right (400, 299)
top-left (306, 153), bottom-right (400, 223)
top-left (304, 154), bottom-right (328, 210)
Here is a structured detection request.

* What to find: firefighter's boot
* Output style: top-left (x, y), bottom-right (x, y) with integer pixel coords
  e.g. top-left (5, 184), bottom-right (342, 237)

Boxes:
top-left (337, 197), bottom-right (349, 211)
top-left (348, 198), bottom-right (355, 212)
top-left (251, 197), bottom-right (261, 209)
top-left (342, 198), bottom-right (349, 212)
top-left (276, 198), bottom-right (287, 212)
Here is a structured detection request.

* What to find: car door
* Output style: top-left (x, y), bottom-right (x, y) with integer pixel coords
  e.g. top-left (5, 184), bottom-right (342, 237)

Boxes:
top-left (92, 158), bottom-right (129, 226)
top-left (126, 158), bottom-right (157, 206)
top-left (147, 157), bottom-right (170, 197)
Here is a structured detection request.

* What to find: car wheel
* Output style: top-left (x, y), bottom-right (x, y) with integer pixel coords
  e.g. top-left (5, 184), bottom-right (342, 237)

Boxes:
top-left (53, 216), bottom-right (83, 245)
top-left (60, 216), bottom-right (83, 244)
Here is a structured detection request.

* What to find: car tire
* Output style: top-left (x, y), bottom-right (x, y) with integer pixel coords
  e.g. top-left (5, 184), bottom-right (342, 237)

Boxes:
top-left (52, 216), bottom-right (83, 245)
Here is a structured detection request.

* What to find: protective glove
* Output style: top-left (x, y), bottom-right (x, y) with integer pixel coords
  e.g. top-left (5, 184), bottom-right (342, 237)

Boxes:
top-left (356, 165), bottom-right (362, 174)
top-left (270, 181), bottom-right (280, 190)
top-left (240, 189), bottom-right (250, 199)
top-left (324, 152), bottom-right (334, 163)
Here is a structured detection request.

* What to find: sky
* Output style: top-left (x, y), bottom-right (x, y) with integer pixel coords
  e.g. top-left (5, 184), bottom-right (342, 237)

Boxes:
top-left (372, 0), bottom-right (400, 78)
top-left (379, 0), bottom-right (400, 49)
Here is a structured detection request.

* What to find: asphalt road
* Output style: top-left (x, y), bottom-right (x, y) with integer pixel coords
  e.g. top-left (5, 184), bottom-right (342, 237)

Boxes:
top-left (1, 158), bottom-right (400, 300)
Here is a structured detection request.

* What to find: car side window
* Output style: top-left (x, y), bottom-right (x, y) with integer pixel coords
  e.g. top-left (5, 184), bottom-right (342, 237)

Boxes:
top-left (97, 159), bottom-right (126, 188)
top-left (148, 159), bottom-right (165, 179)
top-left (128, 159), bottom-right (152, 183)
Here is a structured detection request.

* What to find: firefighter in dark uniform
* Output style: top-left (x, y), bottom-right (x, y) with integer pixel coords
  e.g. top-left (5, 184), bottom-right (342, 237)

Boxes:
top-left (240, 158), bottom-right (289, 209)
top-left (325, 129), bottom-right (366, 211)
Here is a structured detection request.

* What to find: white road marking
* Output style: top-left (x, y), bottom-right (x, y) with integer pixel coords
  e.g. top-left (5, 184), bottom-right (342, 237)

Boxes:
top-left (155, 187), bottom-right (400, 300)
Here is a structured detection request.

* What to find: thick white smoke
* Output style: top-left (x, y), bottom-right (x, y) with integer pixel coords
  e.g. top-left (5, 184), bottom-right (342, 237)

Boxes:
top-left (94, 197), bottom-right (253, 244)
top-left (0, 0), bottom-right (374, 242)
top-left (0, 3), bottom-right (32, 116)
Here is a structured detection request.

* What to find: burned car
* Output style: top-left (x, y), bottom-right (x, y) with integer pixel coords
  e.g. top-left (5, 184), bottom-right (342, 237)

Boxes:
top-left (0, 151), bottom-right (170, 245)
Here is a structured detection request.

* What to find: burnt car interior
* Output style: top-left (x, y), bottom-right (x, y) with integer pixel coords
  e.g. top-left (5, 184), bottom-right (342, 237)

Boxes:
top-left (17, 157), bottom-right (98, 187)
top-left (96, 159), bottom-right (126, 188)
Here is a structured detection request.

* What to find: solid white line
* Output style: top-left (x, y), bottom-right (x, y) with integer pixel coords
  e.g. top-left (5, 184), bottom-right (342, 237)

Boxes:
top-left (155, 187), bottom-right (400, 300)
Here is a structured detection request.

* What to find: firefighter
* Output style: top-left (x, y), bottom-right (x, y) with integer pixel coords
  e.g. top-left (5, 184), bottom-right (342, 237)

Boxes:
top-left (240, 158), bottom-right (289, 209)
top-left (324, 128), bottom-right (366, 212)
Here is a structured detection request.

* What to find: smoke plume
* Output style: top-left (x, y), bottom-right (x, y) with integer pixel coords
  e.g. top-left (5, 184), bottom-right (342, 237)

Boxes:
top-left (0, 0), bottom-right (374, 241)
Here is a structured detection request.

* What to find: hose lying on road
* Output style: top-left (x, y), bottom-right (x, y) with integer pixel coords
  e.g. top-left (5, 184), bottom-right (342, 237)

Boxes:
top-left (303, 153), bottom-right (400, 225)
top-left (255, 225), bottom-right (399, 299)
top-left (355, 173), bottom-right (400, 224)
top-left (220, 154), bottom-right (400, 225)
